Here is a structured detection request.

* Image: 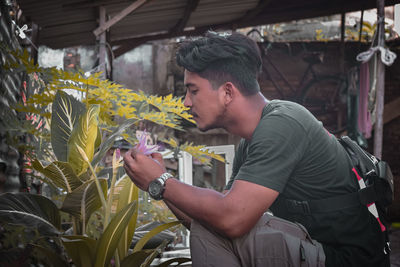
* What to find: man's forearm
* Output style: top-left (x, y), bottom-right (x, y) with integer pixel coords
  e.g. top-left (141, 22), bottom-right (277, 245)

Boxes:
top-left (162, 177), bottom-right (231, 236)
top-left (163, 199), bottom-right (192, 229)
top-left (161, 177), bottom-right (277, 239)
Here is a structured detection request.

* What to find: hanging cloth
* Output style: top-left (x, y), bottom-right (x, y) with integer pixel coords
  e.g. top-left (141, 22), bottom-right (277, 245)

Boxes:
top-left (357, 45), bottom-right (397, 66)
top-left (356, 16), bottom-right (397, 66)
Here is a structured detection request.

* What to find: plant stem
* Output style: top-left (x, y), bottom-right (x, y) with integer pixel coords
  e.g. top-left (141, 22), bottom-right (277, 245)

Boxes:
top-left (87, 161), bottom-right (107, 211)
top-left (85, 79), bottom-right (89, 109)
top-left (104, 150), bottom-right (119, 227)
top-left (114, 251), bottom-right (120, 267)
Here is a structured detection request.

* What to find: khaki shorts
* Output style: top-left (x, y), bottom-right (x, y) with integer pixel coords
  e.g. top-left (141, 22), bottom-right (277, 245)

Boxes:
top-left (190, 213), bottom-right (325, 267)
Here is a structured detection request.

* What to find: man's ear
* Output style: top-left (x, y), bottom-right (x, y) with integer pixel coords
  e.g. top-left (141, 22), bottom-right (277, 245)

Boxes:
top-left (223, 82), bottom-right (235, 104)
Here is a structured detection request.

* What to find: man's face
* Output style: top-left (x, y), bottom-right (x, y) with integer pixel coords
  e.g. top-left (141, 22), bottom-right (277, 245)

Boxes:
top-left (183, 70), bottom-right (226, 131)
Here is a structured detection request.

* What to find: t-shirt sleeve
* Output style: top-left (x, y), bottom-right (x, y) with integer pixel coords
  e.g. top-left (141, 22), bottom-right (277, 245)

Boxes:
top-left (234, 114), bottom-right (308, 193)
top-left (224, 139), bottom-right (246, 190)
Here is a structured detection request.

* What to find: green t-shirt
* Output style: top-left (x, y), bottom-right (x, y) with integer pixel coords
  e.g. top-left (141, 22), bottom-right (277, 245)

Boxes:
top-left (225, 100), bottom-right (388, 266)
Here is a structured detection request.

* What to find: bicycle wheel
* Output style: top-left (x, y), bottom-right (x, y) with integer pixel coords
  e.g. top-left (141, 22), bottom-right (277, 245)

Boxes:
top-left (300, 75), bottom-right (347, 135)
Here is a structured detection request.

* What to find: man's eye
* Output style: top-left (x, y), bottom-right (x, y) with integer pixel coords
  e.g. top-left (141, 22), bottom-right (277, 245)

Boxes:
top-left (191, 90), bottom-right (198, 95)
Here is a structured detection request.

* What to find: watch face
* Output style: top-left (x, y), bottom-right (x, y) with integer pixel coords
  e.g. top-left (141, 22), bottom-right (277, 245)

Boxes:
top-left (149, 180), bottom-right (163, 200)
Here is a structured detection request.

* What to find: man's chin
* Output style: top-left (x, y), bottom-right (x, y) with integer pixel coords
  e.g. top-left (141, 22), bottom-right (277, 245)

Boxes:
top-left (198, 127), bottom-right (209, 132)
top-left (197, 124), bottom-right (218, 132)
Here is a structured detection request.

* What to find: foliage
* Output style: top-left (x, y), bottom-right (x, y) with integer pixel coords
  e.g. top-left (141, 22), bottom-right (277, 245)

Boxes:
top-left (345, 21), bottom-right (377, 42)
top-left (3, 46), bottom-right (194, 131)
top-left (0, 46), bottom-right (228, 266)
top-left (162, 137), bottom-right (225, 166)
top-left (316, 21), bottom-right (392, 42)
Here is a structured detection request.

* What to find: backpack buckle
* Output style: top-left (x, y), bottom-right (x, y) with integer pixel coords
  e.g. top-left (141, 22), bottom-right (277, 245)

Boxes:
top-left (383, 242), bottom-right (391, 254)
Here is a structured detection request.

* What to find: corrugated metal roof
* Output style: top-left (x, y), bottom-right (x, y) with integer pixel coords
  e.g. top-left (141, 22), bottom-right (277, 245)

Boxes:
top-left (16, 0), bottom-right (398, 56)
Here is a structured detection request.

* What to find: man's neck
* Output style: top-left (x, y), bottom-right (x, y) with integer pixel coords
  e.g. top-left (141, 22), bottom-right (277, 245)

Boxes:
top-left (225, 93), bottom-right (268, 140)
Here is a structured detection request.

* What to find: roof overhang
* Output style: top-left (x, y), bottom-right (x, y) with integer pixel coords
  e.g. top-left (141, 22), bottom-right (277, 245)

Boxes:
top-left (18, 0), bottom-right (399, 57)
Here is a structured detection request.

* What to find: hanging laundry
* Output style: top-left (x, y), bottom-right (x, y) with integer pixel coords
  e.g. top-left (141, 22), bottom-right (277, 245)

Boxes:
top-left (347, 66), bottom-right (368, 148)
top-left (358, 62), bottom-right (373, 139)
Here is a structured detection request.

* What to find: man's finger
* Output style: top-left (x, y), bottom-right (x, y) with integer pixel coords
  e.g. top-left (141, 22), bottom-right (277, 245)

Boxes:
top-left (131, 147), bottom-right (147, 159)
top-left (130, 148), bottom-right (137, 159)
top-left (123, 162), bottom-right (135, 179)
top-left (151, 152), bottom-right (163, 162)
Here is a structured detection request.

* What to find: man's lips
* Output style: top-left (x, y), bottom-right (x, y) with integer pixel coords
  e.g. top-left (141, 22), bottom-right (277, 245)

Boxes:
top-left (190, 111), bottom-right (198, 118)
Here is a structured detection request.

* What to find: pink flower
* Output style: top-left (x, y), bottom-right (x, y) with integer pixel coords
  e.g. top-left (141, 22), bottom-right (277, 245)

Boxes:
top-left (115, 148), bottom-right (121, 160)
top-left (135, 131), bottom-right (159, 156)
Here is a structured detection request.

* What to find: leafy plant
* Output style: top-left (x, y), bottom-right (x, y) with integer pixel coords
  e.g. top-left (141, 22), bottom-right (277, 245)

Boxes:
top-left (0, 46), bottom-right (229, 266)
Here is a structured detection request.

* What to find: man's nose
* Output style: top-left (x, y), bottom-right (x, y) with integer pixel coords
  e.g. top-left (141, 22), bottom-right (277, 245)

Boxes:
top-left (183, 92), bottom-right (192, 107)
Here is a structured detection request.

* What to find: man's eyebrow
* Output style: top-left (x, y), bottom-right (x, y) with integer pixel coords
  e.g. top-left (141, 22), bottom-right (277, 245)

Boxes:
top-left (184, 83), bottom-right (197, 89)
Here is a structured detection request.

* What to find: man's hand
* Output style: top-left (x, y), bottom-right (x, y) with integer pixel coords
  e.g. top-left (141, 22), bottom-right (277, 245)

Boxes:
top-left (123, 148), bottom-right (166, 191)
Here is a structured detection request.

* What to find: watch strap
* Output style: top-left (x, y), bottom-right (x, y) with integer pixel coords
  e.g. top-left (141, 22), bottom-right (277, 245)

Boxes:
top-left (158, 172), bottom-right (174, 185)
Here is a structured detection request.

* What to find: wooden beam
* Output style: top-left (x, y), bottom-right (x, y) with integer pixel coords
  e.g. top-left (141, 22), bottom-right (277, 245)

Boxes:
top-left (169, 0), bottom-right (199, 34)
top-left (93, 0), bottom-right (148, 37)
top-left (63, 0), bottom-right (131, 9)
top-left (113, 26), bottom-right (211, 58)
top-left (113, 39), bottom-right (147, 58)
top-left (236, 0), bottom-right (274, 24)
top-left (383, 97), bottom-right (400, 124)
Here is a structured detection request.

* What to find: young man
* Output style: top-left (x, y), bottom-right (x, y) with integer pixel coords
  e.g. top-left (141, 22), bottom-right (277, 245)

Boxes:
top-left (123, 32), bottom-right (389, 267)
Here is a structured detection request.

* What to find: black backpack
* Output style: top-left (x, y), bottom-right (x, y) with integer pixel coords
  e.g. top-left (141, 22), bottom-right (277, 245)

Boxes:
top-left (338, 136), bottom-right (394, 228)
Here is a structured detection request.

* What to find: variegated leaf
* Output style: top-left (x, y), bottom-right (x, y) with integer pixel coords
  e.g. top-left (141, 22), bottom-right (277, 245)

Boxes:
top-left (32, 159), bottom-right (82, 192)
top-left (51, 90), bottom-right (85, 162)
top-left (68, 104), bottom-right (100, 175)
top-left (0, 193), bottom-right (61, 236)
top-left (60, 178), bottom-right (107, 227)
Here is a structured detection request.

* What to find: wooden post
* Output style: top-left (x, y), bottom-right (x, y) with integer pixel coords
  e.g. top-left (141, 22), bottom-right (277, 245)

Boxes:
top-left (98, 6), bottom-right (107, 79)
top-left (338, 12), bottom-right (346, 131)
top-left (340, 12), bottom-right (345, 73)
top-left (374, 0), bottom-right (385, 158)
top-left (358, 10), bottom-right (364, 42)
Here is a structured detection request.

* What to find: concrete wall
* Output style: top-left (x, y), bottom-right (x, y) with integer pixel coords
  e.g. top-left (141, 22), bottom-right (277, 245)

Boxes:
top-left (112, 44), bottom-right (153, 93)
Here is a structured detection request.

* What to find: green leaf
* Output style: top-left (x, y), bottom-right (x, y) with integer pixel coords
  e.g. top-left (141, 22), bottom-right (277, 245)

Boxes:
top-left (156, 257), bottom-right (192, 267)
top-left (68, 104), bottom-right (100, 175)
top-left (32, 159), bottom-right (82, 192)
top-left (113, 176), bottom-right (139, 259)
top-left (51, 90), bottom-right (85, 162)
top-left (120, 249), bottom-right (156, 267)
top-left (141, 241), bottom-right (168, 267)
top-left (133, 221), bottom-right (181, 253)
top-left (92, 118), bottom-right (136, 167)
top-left (31, 243), bottom-right (70, 267)
top-left (94, 201), bottom-right (137, 267)
top-left (60, 178), bottom-right (108, 227)
top-left (62, 235), bottom-right (97, 267)
top-left (0, 193), bottom-right (60, 236)
top-left (95, 126), bottom-right (102, 151)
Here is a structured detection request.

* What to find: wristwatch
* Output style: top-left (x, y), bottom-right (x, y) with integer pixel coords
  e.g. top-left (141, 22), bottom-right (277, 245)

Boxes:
top-left (148, 173), bottom-right (174, 200)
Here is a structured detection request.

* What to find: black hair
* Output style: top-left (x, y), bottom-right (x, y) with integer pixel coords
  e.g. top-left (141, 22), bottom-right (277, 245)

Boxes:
top-left (176, 31), bottom-right (262, 96)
